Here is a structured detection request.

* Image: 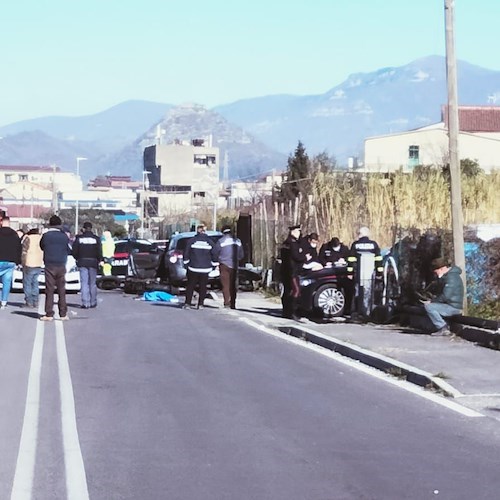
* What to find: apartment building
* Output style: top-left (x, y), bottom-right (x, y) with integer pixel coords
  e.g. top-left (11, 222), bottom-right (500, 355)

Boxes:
top-left (143, 138), bottom-right (220, 216)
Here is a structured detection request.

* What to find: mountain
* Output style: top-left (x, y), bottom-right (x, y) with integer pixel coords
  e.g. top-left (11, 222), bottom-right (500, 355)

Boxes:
top-left (0, 100), bottom-right (171, 147)
top-left (2, 56), bottom-right (500, 178)
top-left (0, 130), bottom-right (97, 169)
top-left (0, 100), bottom-right (172, 180)
top-left (214, 55), bottom-right (500, 162)
top-left (97, 103), bottom-right (287, 180)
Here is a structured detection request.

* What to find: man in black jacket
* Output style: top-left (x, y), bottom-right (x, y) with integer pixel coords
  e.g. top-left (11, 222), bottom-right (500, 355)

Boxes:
top-left (40, 215), bottom-right (71, 321)
top-left (279, 225), bottom-right (307, 320)
top-left (183, 225), bottom-right (216, 309)
top-left (0, 216), bottom-right (22, 309)
top-left (72, 221), bottom-right (102, 309)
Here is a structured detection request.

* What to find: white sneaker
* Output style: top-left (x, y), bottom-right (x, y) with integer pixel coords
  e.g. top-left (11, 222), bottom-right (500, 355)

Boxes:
top-left (0, 302), bottom-right (7, 310)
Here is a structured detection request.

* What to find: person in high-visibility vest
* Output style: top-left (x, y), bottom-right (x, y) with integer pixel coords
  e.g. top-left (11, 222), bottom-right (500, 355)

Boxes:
top-left (347, 226), bottom-right (383, 320)
top-left (101, 231), bottom-right (116, 276)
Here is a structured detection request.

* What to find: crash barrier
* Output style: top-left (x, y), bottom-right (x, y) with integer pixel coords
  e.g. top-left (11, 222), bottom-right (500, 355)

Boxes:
top-left (398, 305), bottom-right (500, 350)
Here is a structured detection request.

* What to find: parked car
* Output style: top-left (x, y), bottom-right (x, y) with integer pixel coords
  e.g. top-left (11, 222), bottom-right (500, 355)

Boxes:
top-left (298, 267), bottom-right (348, 318)
top-left (156, 231), bottom-right (223, 286)
top-left (11, 255), bottom-right (81, 292)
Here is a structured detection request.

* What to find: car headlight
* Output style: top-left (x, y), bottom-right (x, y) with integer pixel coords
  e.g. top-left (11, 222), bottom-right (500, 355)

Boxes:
top-left (300, 278), bottom-right (313, 287)
top-left (68, 265), bottom-right (79, 273)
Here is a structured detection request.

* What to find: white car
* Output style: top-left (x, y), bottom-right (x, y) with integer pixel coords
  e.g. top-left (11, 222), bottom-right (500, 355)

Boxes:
top-left (11, 256), bottom-right (81, 292)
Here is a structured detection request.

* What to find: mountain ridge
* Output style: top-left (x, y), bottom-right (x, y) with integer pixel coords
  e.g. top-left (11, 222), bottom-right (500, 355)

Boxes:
top-left (1, 56), bottom-right (499, 179)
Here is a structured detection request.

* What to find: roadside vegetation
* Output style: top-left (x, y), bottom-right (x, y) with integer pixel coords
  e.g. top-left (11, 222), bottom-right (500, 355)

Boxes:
top-left (252, 141), bottom-right (499, 319)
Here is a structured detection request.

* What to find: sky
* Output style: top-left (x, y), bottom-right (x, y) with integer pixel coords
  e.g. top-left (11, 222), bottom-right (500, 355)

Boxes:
top-left (1, 0), bottom-right (499, 126)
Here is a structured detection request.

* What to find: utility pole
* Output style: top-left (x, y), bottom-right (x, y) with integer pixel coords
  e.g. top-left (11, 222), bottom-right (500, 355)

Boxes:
top-left (75, 157), bottom-right (87, 233)
top-left (444, 0), bottom-right (467, 311)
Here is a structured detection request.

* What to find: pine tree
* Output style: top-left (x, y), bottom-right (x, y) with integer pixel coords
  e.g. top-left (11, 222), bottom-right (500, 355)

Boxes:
top-left (282, 141), bottom-right (310, 200)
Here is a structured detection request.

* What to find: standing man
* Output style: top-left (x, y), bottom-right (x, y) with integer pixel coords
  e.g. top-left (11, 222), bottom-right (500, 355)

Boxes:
top-left (279, 224), bottom-right (306, 321)
top-left (72, 221), bottom-right (102, 309)
top-left (422, 257), bottom-right (464, 336)
top-left (0, 216), bottom-right (22, 310)
top-left (348, 226), bottom-right (383, 320)
top-left (212, 224), bottom-right (244, 309)
top-left (21, 227), bottom-right (43, 308)
top-left (39, 215), bottom-right (71, 321)
top-left (183, 225), bottom-right (216, 309)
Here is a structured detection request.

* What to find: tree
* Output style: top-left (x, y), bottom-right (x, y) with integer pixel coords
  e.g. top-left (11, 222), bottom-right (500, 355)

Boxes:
top-left (46, 208), bottom-right (128, 237)
top-left (311, 151), bottom-right (336, 175)
top-left (281, 141), bottom-right (310, 200)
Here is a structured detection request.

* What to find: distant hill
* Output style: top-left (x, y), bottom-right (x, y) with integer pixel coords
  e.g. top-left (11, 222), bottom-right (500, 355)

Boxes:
top-left (0, 100), bottom-right (171, 147)
top-left (0, 130), bottom-right (97, 169)
top-left (0, 100), bottom-right (172, 179)
top-left (97, 103), bottom-right (287, 180)
top-left (1, 56), bottom-right (500, 178)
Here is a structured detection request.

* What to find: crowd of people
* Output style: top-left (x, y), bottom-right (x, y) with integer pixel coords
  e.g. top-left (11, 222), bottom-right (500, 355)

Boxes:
top-left (278, 225), bottom-right (464, 332)
top-left (279, 224), bottom-right (383, 322)
top-left (0, 214), bottom-right (114, 319)
top-left (0, 214), bottom-right (464, 333)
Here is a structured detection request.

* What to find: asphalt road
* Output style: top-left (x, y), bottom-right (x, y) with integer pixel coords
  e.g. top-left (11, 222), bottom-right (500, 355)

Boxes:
top-left (1, 291), bottom-right (500, 500)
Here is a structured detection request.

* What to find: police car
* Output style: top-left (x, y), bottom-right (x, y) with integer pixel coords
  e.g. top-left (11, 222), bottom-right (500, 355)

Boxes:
top-left (110, 239), bottom-right (162, 278)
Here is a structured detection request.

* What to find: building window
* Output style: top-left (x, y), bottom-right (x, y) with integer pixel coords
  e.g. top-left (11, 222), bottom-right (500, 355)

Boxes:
top-left (193, 191), bottom-right (206, 198)
top-left (19, 174), bottom-right (29, 181)
top-left (5, 174), bottom-right (14, 183)
top-left (409, 145), bottom-right (419, 160)
top-left (193, 154), bottom-right (216, 165)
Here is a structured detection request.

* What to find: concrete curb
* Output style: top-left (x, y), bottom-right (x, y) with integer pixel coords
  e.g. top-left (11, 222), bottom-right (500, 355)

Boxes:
top-left (241, 314), bottom-right (463, 399)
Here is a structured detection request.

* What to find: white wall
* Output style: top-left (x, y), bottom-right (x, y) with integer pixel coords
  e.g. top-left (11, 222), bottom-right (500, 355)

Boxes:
top-left (364, 126), bottom-right (500, 173)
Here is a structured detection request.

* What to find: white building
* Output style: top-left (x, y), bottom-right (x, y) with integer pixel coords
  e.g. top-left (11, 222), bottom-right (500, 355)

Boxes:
top-left (0, 165), bottom-right (139, 223)
top-left (364, 106), bottom-right (500, 173)
top-left (59, 188), bottom-right (137, 212)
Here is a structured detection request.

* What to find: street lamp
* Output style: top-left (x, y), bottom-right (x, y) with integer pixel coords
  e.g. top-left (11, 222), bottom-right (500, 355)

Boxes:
top-left (140, 171), bottom-right (151, 237)
top-left (75, 157), bottom-right (87, 233)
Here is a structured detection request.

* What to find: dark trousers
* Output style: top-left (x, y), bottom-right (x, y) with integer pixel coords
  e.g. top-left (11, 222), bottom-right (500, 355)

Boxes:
top-left (44, 265), bottom-right (67, 317)
top-left (185, 270), bottom-right (209, 306)
top-left (281, 275), bottom-right (301, 318)
top-left (220, 263), bottom-right (237, 308)
top-left (340, 276), bottom-right (354, 315)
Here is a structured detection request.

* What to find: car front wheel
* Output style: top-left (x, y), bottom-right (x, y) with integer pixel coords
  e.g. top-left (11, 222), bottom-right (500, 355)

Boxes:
top-left (313, 285), bottom-right (345, 317)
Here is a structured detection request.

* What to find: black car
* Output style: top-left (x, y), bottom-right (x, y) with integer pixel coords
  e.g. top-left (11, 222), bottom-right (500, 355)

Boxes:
top-left (156, 231), bottom-right (223, 286)
top-left (111, 239), bottom-right (163, 279)
top-left (298, 267), bottom-right (348, 318)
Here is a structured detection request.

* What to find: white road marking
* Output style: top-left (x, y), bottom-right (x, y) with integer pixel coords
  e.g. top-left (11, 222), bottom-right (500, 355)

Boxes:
top-left (241, 317), bottom-right (484, 418)
top-left (10, 320), bottom-right (44, 500)
top-left (55, 321), bottom-right (90, 500)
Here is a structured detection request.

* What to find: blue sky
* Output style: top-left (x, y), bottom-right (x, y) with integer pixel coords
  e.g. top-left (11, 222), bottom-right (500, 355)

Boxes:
top-left (1, 0), bottom-right (499, 125)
